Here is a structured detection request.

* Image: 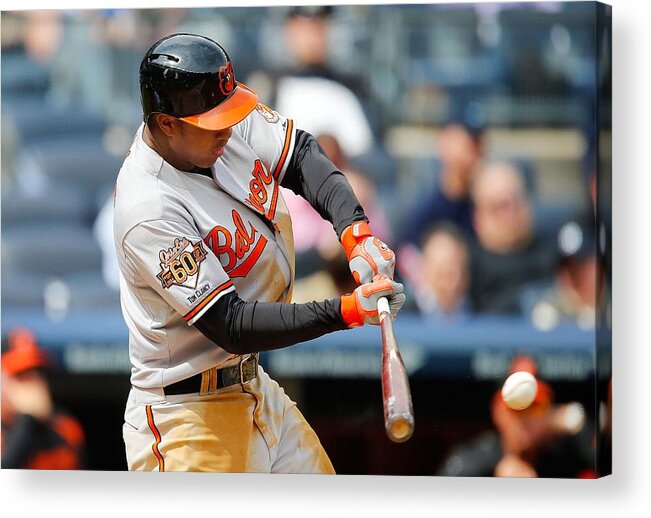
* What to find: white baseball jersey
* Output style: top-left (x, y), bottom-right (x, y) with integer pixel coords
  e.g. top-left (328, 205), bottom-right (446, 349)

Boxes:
top-left (114, 104), bottom-right (296, 390)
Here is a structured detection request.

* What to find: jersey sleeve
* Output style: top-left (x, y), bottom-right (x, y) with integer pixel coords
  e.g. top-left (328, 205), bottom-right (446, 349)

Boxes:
top-left (239, 103), bottom-right (296, 184)
top-left (121, 219), bottom-right (235, 326)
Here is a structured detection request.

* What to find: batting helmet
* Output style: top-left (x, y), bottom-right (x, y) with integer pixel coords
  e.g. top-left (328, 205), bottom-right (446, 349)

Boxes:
top-left (139, 33), bottom-right (258, 130)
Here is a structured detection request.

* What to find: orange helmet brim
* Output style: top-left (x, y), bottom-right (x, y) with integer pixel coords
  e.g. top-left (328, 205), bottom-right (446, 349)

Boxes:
top-left (180, 82), bottom-right (258, 130)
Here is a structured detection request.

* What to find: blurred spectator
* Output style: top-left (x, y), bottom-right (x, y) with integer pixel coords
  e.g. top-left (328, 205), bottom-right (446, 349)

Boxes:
top-left (437, 356), bottom-right (595, 478)
top-left (248, 6), bottom-right (374, 158)
top-left (411, 223), bottom-right (471, 321)
top-left (18, 10), bottom-right (63, 64)
top-left (400, 119), bottom-right (484, 247)
top-left (468, 162), bottom-right (557, 314)
top-left (1, 328), bottom-right (86, 470)
top-left (396, 117), bottom-right (483, 296)
top-left (522, 217), bottom-right (599, 330)
top-left (1, 11), bottom-right (61, 188)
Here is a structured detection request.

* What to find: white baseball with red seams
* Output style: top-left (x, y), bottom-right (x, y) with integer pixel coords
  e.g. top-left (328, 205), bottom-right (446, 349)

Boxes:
top-left (501, 371), bottom-right (538, 410)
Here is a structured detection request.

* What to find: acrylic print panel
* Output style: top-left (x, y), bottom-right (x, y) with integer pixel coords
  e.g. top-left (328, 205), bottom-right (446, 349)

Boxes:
top-left (0, 1), bottom-right (611, 477)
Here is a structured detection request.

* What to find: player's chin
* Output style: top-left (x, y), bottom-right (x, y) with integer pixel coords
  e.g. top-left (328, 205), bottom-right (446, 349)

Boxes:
top-left (195, 156), bottom-right (219, 168)
top-left (200, 149), bottom-right (226, 168)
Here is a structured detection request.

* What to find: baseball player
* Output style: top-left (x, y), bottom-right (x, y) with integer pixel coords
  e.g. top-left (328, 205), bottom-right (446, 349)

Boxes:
top-left (114, 33), bottom-right (404, 473)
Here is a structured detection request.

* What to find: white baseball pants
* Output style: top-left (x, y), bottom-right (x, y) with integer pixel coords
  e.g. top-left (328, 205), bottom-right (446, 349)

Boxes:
top-left (122, 366), bottom-right (335, 473)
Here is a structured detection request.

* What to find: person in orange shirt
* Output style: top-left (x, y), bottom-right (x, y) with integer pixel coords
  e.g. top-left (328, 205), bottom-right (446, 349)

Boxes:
top-left (1, 327), bottom-right (86, 470)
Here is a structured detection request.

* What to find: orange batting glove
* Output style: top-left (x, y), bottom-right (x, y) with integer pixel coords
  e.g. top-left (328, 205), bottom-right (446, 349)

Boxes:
top-left (340, 274), bottom-right (405, 328)
top-left (341, 221), bottom-right (396, 285)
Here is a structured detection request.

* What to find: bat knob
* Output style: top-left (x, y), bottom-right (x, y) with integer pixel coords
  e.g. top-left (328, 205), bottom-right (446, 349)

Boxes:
top-left (387, 415), bottom-right (414, 443)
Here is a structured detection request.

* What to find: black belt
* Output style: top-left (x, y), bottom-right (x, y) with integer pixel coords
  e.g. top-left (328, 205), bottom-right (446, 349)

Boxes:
top-left (164, 354), bottom-right (258, 396)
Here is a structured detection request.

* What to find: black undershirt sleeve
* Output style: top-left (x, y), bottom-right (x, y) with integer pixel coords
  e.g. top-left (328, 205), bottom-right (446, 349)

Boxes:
top-left (194, 291), bottom-right (348, 355)
top-left (281, 129), bottom-right (368, 238)
top-left (195, 131), bottom-right (367, 353)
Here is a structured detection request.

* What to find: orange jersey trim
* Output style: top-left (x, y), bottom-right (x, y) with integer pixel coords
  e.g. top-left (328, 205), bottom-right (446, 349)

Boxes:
top-left (273, 119), bottom-right (294, 180)
top-left (266, 181), bottom-right (280, 221)
top-left (146, 405), bottom-right (165, 472)
top-left (183, 279), bottom-right (234, 322)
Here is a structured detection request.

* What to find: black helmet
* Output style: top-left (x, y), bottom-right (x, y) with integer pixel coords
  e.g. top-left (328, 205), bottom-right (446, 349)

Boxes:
top-left (139, 33), bottom-right (258, 130)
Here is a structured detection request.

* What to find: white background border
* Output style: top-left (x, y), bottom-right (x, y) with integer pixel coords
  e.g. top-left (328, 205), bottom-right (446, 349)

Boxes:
top-left (1, 0), bottom-right (646, 516)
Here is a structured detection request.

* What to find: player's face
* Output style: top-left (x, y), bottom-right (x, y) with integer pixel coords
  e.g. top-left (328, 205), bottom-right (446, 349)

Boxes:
top-left (175, 121), bottom-right (233, 169)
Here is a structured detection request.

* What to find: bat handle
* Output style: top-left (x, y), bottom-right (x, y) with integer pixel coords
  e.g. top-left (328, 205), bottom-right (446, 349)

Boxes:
top-left (377, 296), bottom-right (414, 443)
top-left (377, 296), bottom-right (391, 320)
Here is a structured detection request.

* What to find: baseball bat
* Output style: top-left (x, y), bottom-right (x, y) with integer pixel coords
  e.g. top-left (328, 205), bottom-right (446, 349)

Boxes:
top-left (377, 296), bottom-right (414, 443)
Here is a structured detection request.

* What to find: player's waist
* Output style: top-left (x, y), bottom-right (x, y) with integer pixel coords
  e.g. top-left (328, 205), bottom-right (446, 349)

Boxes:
top-left (129, 354), bottom-right (259, 404)
top-left (165, 353), bottom-right (259, 395)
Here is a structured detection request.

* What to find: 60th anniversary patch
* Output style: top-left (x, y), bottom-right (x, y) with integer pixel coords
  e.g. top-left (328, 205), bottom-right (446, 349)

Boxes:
top-left (157, 237), bottom-right (208, 289)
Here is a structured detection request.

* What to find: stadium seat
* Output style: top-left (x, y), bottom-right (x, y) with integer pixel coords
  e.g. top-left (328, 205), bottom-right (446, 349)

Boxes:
top-left (0, 51), bottom-right (50, 102)
top-left (13, 136), bottom-right (122, 198)
top-left (1, 272), bottom-right (48, 309)
top-left (1, 185), bottom-right (90, 226)
top-left (1, 223), bottom-right (103, 278)
top-left (57, 271), bottom-right (121, 311)
top-left (2, 100), bottom-right (108, 146)
top-left (1, 271), bottom-right (120, 313)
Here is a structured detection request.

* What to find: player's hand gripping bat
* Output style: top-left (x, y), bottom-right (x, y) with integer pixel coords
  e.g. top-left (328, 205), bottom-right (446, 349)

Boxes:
top-left (377, 296), bottom-right (414, 443)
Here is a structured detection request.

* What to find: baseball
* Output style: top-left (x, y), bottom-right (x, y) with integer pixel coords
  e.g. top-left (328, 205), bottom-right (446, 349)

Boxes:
top-left (501, 371), bottom-right (538, 410)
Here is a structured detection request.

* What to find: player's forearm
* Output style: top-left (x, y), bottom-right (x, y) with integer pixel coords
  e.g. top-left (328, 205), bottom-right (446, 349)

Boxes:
top-left (281, 129), bottom-right (367, 237)
top-left (194, 291), bottom-right (348, 354)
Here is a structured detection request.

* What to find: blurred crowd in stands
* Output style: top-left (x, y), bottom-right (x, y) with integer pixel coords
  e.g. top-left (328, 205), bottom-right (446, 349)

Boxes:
top-left (1, 4), bottom-right (611, 475)
top-left (1, 4), bottom-right (608, 326)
